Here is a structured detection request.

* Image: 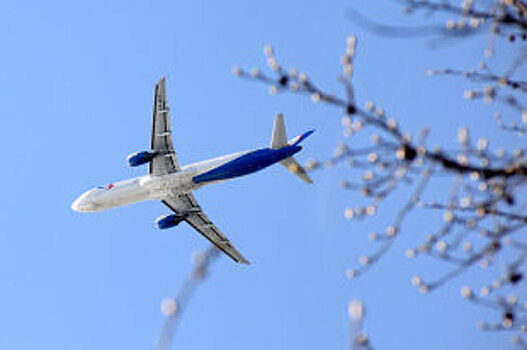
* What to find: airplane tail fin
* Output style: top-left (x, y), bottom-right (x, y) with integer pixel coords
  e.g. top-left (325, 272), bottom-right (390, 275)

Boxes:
top-left (270, 113), bottom-right (313, 184)
top-left (270, 113), bottom-right (288, 149)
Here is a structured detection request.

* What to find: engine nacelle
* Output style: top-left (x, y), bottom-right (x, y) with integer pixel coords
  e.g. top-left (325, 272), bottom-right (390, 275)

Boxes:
top-left (156, 214), bottom-right (185, 229)
top-left (127, 151), bottom-right (157, 167)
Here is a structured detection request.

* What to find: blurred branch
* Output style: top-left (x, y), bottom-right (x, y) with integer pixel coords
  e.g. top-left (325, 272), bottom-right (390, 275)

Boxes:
top-left (348, 300), bottom-right (373, 350)
top-left (347, 7), bottom-right (450, 38)
top-left (155, 247), bottom-right (219, 350)
top-left (234, 0), bottom-right (527, 345)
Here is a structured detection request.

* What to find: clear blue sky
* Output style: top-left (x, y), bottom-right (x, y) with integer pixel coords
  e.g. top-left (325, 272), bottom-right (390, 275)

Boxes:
top-left (0, 1), bottom-right (521, 349)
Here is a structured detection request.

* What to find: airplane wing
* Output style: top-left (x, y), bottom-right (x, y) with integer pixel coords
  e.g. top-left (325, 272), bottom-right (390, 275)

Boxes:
top-left (150, 77), bottom-right (181, 176)
top-left (162, 193), bottom-right (250, 265)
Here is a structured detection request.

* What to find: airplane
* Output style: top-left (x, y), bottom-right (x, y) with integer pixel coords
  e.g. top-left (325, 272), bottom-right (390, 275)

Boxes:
top-left (71, 77), bottom-right (314, 264)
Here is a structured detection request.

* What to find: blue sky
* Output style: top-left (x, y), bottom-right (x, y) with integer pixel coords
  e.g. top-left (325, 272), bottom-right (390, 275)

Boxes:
top-left (0, 1), bottom-right (522, 349)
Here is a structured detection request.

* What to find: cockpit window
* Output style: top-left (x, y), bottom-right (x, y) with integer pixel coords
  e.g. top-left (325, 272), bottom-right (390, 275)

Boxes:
top-left (97, 183), bottom-right (114, 190)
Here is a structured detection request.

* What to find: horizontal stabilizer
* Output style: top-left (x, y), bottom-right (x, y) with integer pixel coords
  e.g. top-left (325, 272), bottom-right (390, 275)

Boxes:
top-left (280, 156), bottom-right (313, 184)
top-left (288, 129), bottom-right (315, 147)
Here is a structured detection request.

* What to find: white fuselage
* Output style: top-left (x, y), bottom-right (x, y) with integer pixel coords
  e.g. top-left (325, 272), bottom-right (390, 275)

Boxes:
top-left (72, 149), bottom-right (252, 213)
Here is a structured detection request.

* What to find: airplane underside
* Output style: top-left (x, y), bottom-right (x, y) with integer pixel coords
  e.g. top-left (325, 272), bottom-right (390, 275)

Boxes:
top-left (72, 77), bottom-right (313, 264)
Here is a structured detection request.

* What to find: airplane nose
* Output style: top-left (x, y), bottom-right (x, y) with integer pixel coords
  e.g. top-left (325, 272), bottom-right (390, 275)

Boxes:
top-left (71, 197), bottom-right (85, 212)
top-left (71, 191), bottom-right (97, 212)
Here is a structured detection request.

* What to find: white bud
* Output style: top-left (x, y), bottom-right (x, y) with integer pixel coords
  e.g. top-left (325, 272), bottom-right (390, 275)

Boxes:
top-left (444, 211), bottom-right (454, 222)
top-left (508, 295), bottom-right (518, 305)
top-left (351, 121), bottom-right (363, 131)
top-left (462, 241), bottom-right (472, 253)
top-left (386, 226), bottom-right (397, 237)
top-left (479, 259), bottom-right (489, 269)
top-left (470, 18), bottom-right (482, 28)
top-left (346, 35), bottom-right (357, 48)
top-left (411, 275), bottom-right (422, 286)
top-left (522, 110), bottom-right (527, 124)
top-left (460, 197), bottom-right (471, 207)
top-left (387, 119), bottom-right (397, 130)
top-left (365, 101), bottom-right (375, 111)
top-left (263, 45), bottom-right (274, 56)
top-left (435, 240), bottom-right (447, 253)
top-left (160, 298), bottom-right (178, 316)
top-left (348, 300), bottom-right (365, 321)
top-left (362, 171), bottom-right (374, 181)
top-left (458, 127), bottom-right (469, 145)
top-left (345, 269), bottom-right (356, 279)
top-left (495, 148), bottom-right (506, 157)
top-left (419, 244), bottom-right (430, 253)
top-left (485, 48), bottom-right (494, 58)
top-left (359, 255), bottom-right (369, 265)
top-left (457, 153), bottom-right (468, 165)
top-left (231, 66), bottom-right (242, 76)
top-left (367, 153), bottom-right (378, 163)
top-left (426, 69), bottom-right (436, 76)
top-left (477, 137), bottom-right (488, 151)
top-left (305, 159), bottom-right (319, 170)
top-left (460, 286), bottom-right (473, 299)
top-left (267, 57), bottom-right (279, 71)
top-left (463, 90), bottom-right (475, 99)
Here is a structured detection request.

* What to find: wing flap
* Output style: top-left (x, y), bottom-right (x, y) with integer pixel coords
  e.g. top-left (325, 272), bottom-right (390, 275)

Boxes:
top-left (185, 213), bottom-right (250, 265)
top-left (162, 194), bottom-right (250, 265)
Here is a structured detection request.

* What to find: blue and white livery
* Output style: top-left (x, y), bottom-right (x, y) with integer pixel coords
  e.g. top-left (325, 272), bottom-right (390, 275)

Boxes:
top-left (71, 77), bottom-right (314, 264)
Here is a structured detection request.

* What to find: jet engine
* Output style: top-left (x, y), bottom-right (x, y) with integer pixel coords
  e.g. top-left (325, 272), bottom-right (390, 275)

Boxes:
top-left (156, 214), bottom-right (185, 229)
top-left (127, 151), bottom-right (157, 167)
